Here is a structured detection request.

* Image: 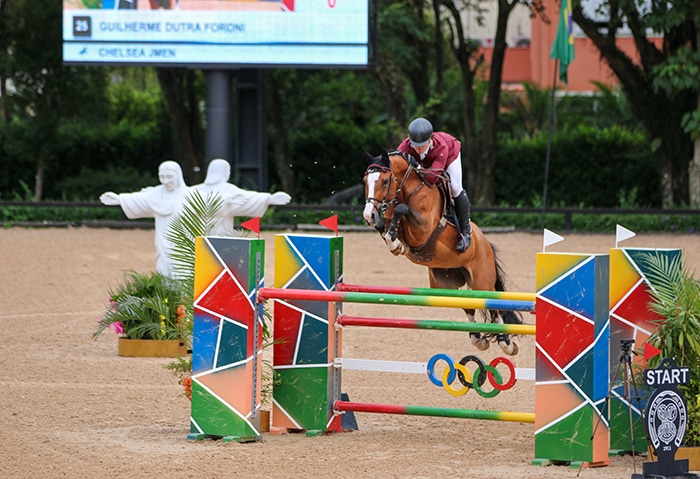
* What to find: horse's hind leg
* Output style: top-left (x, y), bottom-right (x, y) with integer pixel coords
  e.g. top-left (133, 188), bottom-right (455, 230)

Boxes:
top-left (468, 310), bottom-right (490, 351)
top-left (492, 310), bottom-right (519, 356)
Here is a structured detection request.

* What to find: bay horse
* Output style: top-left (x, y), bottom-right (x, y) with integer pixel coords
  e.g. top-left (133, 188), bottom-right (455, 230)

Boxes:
top-left (362, 150), bottom-right (522, 356)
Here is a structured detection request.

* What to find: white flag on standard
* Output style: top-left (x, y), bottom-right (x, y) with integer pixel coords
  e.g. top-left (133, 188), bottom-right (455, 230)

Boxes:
top-left (616, 224), bottom-right (636, 247)
top-left (543, 229), bottom-right (564, 252)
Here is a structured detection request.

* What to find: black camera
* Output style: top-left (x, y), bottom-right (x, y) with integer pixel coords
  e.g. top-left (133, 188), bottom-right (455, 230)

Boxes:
top-left (620, 339), bottom-right (635, 346)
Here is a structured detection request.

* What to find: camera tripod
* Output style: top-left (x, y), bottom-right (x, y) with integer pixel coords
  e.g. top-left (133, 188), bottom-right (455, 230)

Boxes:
top-left (577, 338), bottom-right (644, 477)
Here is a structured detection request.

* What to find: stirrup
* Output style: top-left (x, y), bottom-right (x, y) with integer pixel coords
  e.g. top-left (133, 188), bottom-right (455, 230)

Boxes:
top-left (456, 231), bottom-right (471, 252)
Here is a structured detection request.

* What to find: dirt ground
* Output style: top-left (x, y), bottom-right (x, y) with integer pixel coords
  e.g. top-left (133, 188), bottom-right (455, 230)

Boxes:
top-left (1, 227), bottom-right (698, 479)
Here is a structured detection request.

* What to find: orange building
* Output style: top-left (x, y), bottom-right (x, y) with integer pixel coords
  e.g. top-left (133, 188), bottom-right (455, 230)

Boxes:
top-left (476, 0), bottom-right (659, 92)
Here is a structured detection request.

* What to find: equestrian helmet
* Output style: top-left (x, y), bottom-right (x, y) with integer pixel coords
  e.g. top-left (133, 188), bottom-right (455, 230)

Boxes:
top-left (408, 117), bottom-right (433, 147)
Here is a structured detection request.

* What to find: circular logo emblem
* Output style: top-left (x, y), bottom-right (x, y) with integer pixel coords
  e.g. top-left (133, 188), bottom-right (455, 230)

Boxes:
top-left (647, 389), bottom-right (687, 451)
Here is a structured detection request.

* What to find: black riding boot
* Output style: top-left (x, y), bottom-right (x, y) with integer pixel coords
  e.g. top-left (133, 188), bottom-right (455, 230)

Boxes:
top-left (453, 190), bottom-right (472, 252)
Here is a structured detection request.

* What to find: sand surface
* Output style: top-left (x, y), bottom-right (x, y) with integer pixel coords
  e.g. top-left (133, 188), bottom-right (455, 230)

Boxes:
top-left (1, 227), bottom-right (698, 478)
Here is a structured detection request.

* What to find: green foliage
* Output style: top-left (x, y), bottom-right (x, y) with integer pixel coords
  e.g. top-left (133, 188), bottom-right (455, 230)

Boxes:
top-left (94, 270), bottom-right (192, 343)
top-left (0, 204), bottom-right (125, 226)
top-left (53, 166), bottom-right (158, 201)
top-left (268, 69), bottom-right (386, 203)
top-left (496, 124), bottom-right (660, 207)
top-left (164, 191), bottom-right (225, 283)
top-left (642, 251), bottom-right (700, 445)
top-left (269, 208), bottom-right (366, 227)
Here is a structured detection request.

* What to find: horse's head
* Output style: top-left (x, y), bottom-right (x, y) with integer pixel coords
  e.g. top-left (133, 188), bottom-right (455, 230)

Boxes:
top-left (362, 150), bottom-right (394, 232)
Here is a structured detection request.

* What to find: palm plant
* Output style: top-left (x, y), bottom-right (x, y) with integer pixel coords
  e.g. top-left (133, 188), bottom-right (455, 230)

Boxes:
top-left (94, 270), bottom-right (190, 341)
top-left (642, 251), bottom-right (700, 445)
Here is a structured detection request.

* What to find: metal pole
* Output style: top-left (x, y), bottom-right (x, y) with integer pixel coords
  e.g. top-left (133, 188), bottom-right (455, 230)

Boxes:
top-left (542, 59), bottom-right (559, 230)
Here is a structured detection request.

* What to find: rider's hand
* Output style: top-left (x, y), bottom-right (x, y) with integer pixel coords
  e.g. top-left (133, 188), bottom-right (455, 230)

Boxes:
top-left (408, 155), bottom-right (420, 169)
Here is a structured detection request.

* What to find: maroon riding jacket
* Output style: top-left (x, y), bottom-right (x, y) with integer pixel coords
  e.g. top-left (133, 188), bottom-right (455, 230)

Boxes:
top-left (397, 132), bottom-right (462, 185)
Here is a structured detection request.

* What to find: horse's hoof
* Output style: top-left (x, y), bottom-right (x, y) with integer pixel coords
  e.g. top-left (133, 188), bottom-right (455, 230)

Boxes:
top-left (499, 340), bottom-right (519, 356)
top-left (471, 335), bottom-right (490, 351)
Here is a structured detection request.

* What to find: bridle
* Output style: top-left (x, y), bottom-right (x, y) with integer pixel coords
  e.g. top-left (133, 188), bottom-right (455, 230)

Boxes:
top-left (364, 152), bottom-right (426, 221)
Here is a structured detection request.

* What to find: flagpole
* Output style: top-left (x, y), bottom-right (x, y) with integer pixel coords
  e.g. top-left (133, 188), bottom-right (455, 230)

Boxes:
top-left (541, 59), bottom-right (559, 230)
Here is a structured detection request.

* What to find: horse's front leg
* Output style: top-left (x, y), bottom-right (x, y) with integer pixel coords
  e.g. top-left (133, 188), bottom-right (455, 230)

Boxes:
top-left (383, 204), bottom-right (409, 255)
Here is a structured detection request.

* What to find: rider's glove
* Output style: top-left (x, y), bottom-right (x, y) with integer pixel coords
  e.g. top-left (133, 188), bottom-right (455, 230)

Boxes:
top-left (408, 155), bottom-right (420, 169)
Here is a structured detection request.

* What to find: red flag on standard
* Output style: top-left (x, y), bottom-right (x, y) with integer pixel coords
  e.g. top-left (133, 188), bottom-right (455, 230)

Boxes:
top-left (241, 217), bottom-right (261, 238)
top-left (319, 215), bottom-right (338, 235)
top-left (644, 342), bottom-right (662, 366)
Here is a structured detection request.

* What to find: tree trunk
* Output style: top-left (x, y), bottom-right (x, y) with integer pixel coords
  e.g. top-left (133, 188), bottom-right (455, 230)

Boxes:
top-left (691, 24), bottom-right (700, 208)
top-left (572, 6), bottom-right (694, 207)
top-left (372, 51), bottom-right (408, 147)
top-left (432, 0), bottom-right (445, 131)
top-left (689, 140), bottom-right (700, 208)
top-left (0, 75), bottom-right (9, 124)
top-left (267, 73), bottom-right (296, 199)
top-left (156, 68), bottom-right (202, 185)
top-left (476, 0), bottom-right (516, 206)
top-left (439, 1), bottom-right (481, 200)
top-left (33, 153), bottom-right (44, 202)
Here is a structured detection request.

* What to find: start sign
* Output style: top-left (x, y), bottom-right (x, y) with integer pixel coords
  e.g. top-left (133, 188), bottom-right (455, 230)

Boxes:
top-left (644, 366), bottom-right (690, 388)
top-left (634, 357), bottom-right (697, 479)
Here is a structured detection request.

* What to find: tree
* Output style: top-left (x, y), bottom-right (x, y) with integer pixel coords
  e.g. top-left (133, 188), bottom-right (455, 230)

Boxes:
top-left (439, 0), bottom-right (544, 205)
top-left (571, 0), bottom-right (696, 207)
top-left (372, 0), bottom-right (432, 146)
top-left (650, 4), bottom-right (700, 208)
top-left (155, 68), bottom-right (205, 186)
top-left (0, 0), bottom-right (108, 200)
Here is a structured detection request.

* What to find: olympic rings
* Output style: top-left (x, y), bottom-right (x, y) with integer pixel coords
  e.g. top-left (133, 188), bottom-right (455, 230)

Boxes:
top-left (426, 353), bottom-right (456, 386)
top-left (457, 355), bottom-right (486, 388)
top-left (488, 356), bottom-right (517, 391)
top-left (472, 365), bottom-right (502, 398)
top-left (442, 363), bottom-right (471, 396)
top-left (426, 353), bottom-right (517, 398)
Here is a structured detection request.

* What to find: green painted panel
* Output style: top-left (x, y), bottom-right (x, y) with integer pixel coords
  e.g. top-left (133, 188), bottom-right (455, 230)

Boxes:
top-left (274, 367), bottom-right (330, 431)
top-left (535, 405), bottom-right (595, 462)
top-left (609, 398), bottom-right (648, 451)
top-left (191, 381), bottom-right (256, 438)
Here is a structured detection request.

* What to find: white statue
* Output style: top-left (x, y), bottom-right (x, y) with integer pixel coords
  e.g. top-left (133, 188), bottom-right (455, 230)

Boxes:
top-left (193, 158), bottom-right (292, 236)
top-left (100, 161), bottom-right (193, 277)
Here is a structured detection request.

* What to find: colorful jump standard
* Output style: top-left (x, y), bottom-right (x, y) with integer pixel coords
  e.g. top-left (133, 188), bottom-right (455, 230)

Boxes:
top-left (334, 401), bottom-right (536, 423)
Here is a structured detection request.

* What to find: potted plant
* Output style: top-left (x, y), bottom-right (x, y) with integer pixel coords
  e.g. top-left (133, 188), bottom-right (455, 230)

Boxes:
top-left (93, 192), bottom-right (223, 356)
top-left (642, 251), bottom-right (700, 466)
top-left (94, 269), bottom-right (191, 357)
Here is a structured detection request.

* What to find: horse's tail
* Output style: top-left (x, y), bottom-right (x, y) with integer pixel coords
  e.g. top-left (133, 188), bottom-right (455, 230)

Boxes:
top-left (491, 242), bottom-right (523, 326)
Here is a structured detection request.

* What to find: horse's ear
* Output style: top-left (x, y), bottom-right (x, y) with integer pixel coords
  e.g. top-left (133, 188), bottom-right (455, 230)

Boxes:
top-left (362, 148), bottom-right (376, 164)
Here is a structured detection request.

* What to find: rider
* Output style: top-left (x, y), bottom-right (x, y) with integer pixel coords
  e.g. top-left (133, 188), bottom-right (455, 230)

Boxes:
top-left (397, 117), bottom-right (472, 252)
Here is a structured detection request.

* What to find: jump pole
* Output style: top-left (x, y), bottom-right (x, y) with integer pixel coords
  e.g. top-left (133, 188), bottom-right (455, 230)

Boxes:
top-left (337, 315), bottom-right (536, 336)
top-left (259, 287), bottom-right (534, 312)
top-left (338, 282), bottom-right (536, 302)
top-left (334, 400), bottom-right (535, 423)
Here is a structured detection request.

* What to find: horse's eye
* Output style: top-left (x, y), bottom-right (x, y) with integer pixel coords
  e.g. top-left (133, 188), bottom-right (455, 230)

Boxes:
top-left (382, 178), bottom-right (390, 186)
